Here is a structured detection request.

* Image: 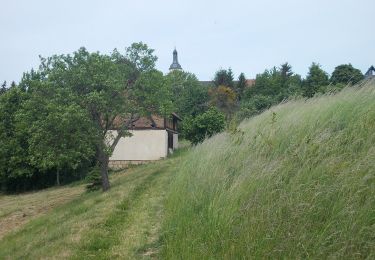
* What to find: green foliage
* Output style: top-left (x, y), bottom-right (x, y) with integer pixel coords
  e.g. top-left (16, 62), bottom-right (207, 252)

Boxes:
top-left (303, 62), bottom-right (330, 97)
top-left (237, 94), bottom-right (274, 119)
top-left (209, 85), bottom-right (237, 116)
top-left (0, 72), bottom-right (96, 191)
top-left (239, 64), bottom-right (302, 120)
top-left (236, 72), bottom-right (247, 99)
top-left (134, 69), bottom-right (173, 116)
top-left (85, 165), bottom-right (102, 191)
top-left (125, 42), bottom-right (157, 72)
top-left (18, 83), bottom-right (96, 185)
top-left (0, 86), bottom-right (34, 189)
top-left (0, 43), bottom-right (171, 192)
top-left (165, 70), bottom-right (209, 118)
top-left (33, 45), bottom-right (171, 191)
top-left (163, 81), bottom-right (375, 259)
top-left (213, 68), bottom-right (234, 88)
top-left (183, 107), bottom-right (225, 145)
top-left (0, 81), bottom-right (6, 95)
top-left (330, 64), bottom-right (364, 85)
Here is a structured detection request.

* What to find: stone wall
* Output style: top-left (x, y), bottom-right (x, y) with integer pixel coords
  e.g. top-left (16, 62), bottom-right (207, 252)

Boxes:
top-left (108, 160), bottom-right (150, 170)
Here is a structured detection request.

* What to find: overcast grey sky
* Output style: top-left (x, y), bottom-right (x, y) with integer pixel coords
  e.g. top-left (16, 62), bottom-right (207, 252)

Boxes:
top-left (1, 0), bottom-right (374, 83)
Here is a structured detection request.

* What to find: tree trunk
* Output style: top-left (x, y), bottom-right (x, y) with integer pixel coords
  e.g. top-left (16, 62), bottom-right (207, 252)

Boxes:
top-left (97, 146), bottom-right (110, 191)
top-left (56, 169), bottom-right (60, 186)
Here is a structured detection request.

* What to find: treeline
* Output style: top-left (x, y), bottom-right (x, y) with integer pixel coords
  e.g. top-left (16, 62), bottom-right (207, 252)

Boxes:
top-left (0, 43), bottom-right (366, 192)
top-left (178, 63), bottom-right (365, 144)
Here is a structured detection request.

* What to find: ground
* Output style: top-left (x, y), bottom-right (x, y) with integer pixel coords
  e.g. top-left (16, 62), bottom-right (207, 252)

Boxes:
top-left (0, 151), bottom-right (183, 259)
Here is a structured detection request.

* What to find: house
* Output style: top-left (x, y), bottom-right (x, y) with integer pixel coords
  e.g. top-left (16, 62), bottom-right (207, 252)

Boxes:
top-left (109, 49), bottom-right (185, 169)
top-left (109, 113), bottom-right (181, 169)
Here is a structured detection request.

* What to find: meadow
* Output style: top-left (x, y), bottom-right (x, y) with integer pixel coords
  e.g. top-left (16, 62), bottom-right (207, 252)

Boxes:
top-left (162, 79), bottom-right (375, 259)
top-left (0, 80), bottom-right (374, 259)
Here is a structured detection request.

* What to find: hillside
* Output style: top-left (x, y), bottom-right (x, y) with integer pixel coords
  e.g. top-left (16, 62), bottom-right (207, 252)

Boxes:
top-left (162, 79), bottom-right (375, 259)
top-left (0, 80), bottom-right (374, 259)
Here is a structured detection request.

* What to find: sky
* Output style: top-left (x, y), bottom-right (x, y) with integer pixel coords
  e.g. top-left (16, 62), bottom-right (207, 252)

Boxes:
top-left (1, 0), bottom-right (374, 83)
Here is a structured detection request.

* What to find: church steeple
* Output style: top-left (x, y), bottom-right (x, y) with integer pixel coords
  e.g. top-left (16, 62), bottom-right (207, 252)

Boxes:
top-left (365, 65), bottom-right (375, 78)
top-left (169, 48), bottom-right (182, 71)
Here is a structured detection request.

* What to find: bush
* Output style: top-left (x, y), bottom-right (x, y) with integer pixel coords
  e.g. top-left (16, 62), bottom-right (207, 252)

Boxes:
top-left (183, 107), bottom-right (225, 145)
top-left (85, 166), bottom-right (102, 191)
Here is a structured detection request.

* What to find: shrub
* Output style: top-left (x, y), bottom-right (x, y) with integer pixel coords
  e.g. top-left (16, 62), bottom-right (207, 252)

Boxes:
top-left (85, 166), bottom-right (102, 191)
top-left (183, 107), bottom-right (225, 145)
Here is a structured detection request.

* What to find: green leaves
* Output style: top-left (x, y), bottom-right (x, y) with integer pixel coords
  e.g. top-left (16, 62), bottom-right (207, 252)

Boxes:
top-left (183, 107), bottom-right (225, 145)
top-left (330, 64), bottom-right (364, 85)
top-left (125, 42), bottom-right (157, 73)
top-left (303, 63), bottom-right (329, 97)
top-left (134, 69), bottom-right (173, 116)
top-left (165, 70), bottom-right (209, 118)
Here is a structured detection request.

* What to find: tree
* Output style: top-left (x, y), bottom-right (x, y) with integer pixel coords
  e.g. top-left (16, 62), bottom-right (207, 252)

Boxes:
top-left (240, 64), bottom-right (302, 117)
top-left (330, 64), bottom-right (364, 85)
top-left (17, 83), bottom-right (95, 186)
top-left (213, 68), bottom-right (234, 88)
top-left (0, 81), bottom-right (6, 95)
top-left (125, 42), bottom-right (158, 72)
top-left (0, 86), bottom-right (33, 191)
top-left (34, 45), bottom-right (170, 191)
top-left (303, 63), bottom-right (329, 97)
top-left (165, 70), bottom-right (209, 118)
top-left (236, 73), bottom-right (246, 100)
top-left (244, 64), bottom-right (302, 102)
top-left (209, 85), bottom-right (237, 116)
top-left (183, 107), bottom-right (225, 145)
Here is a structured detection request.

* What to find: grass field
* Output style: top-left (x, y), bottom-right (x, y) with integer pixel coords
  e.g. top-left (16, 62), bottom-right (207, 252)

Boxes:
top-left (1, 80), bottom-right (374, 259)
top-left (0, 150), bottom-right (185, 259)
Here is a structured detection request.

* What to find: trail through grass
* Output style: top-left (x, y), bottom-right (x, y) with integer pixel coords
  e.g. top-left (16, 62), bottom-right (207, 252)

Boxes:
top-left (0, 151), bottom-right (183, 259)
top-left (0, 183), bottom-right (85, 240)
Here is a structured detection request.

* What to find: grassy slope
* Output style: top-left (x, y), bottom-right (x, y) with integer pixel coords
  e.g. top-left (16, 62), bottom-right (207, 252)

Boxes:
top-left (0, 151), bottom-right (184, 259)
top-left (1, 82), bottom-right (374, 259)
top-left (162, 80), bottom-right (375, 259)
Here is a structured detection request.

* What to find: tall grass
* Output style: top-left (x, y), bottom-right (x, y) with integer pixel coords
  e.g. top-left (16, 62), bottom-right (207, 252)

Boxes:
top-left (162, 80), bottom-right (375, 259)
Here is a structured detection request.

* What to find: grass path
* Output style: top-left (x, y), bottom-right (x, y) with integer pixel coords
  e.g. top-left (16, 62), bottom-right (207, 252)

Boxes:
top-left (0, 152), bottom-right (182, 259)
top-left (0, 184), bottom-right (85, 240)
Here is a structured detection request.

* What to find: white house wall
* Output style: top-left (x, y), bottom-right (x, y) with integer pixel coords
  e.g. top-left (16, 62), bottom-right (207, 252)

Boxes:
top-left (109, 129), bottom-right (168, 161)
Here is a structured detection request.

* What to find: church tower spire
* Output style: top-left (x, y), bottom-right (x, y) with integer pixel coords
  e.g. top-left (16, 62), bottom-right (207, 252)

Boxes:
top-left (169, 48), bottom-right (182, 71)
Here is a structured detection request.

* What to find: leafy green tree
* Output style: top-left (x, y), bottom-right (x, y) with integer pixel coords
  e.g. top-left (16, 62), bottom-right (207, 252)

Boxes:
top-left (165, 70), bottom-right (209, 118)
top-left (330, 64), bottom-right (364, 85)
top-left (35, 45), bottom-right (170, 191)
top-left (17, 83), bottom-right (95, 186)
top-left (236, 73), bottom-right (247, 100)
top-left (213, 68), bottom-right (234, 88)
top-left (125, 42), bottom-right (157, 72)
top-left (183, 107), bottom-right (225, 145)
top-left (244, 64), bottom-right (301, 102)
top-left (240, 64), bottom-right (302, 118)
top-left (303, 63), bottom-right (329, 97)
top-left (0, 87), bottom-right (34, 191)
